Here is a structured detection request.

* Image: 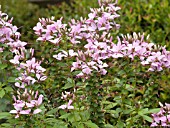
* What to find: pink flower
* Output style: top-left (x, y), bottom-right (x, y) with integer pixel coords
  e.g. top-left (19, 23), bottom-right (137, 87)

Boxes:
top-left (58, 100), bottom-right (74, 110)
top-left (15, 82), bottom-right (25, 88)
top-left (10, 106), bottom-right (31, 118)
top-left (9, 55), bottom-right (20, 64)
top-left (30, 94), bottom-right (43, 107)
top-left (71, 58), bottom-right (82, 72)
top-left (33, 22), bottom-right (43, 35)
top-left (82, 66), bottom-right (92, 75)
top-left (68, 50), bottom-right (78, 57)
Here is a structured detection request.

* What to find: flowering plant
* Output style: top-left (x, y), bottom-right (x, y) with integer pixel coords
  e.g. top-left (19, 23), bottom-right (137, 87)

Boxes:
top-left (0, 0), bottom-right (170, 127)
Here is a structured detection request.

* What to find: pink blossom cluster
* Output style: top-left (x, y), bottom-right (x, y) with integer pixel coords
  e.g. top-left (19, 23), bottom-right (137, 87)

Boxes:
top-left (0, 10), bottom-right (26, 53)
top-left (9, 49), bottom-right (47, 117)
top-left (67, 3), bottom-right (120, 44)
top-left (67, 29), bottom-right (170, 76)
top-left (33, 0), bottom-right (170, 79)
top-left (34, 0), bottom-right (121, 78)
top-left (58, 91), bottom-right (75, 110)
top-left (66, 1), bottom-right (121, 78)
top-left (0, 11), bottom-right (46, 118)
top-left (116, 33), bottom-right (170, 71)
top-left (33, 17), bottom-right (67, 45)
top-left (10, 90), bottom-right (43, 118)
top-left (11, 53), bottom-right (47, 89)
top-left (151, 102), bottom-right (170, 127)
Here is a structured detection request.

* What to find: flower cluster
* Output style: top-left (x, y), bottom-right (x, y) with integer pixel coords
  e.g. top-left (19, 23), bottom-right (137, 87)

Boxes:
top-left (34, 0), bottom-right (170, 79)
top-left (151, 102), bottom-right (170, 127)
top-left (67, 4), bottom-right (120, 44)
top-left (9, 49), bottom-right (47, 117)
top-left (10, 90), bottom-right (43, 118)
top-left (34, 0), bottom-right (121, 79)
top-left (58, 90), bottom-right (75, 110)
top-left (0, 10), bottom-right (46, 118)
top-left (12, 53), bottom-right (47, 89)
top-left (67, 1), bottom-right (120, 78)
top-left (33, 17), bottom-right (67, 45)
top-left (0, 11), bottom-right (26, 53)
top-left (117, 33), bottom-right (170, 71)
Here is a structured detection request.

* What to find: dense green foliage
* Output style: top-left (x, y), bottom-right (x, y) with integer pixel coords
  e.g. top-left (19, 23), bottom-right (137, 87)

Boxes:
top-left (118, 0), bottom-right (170, 49)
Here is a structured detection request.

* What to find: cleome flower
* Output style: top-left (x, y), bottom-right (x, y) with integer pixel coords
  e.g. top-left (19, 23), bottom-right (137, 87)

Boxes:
top-left (10, 90), bottom-right (44, 118)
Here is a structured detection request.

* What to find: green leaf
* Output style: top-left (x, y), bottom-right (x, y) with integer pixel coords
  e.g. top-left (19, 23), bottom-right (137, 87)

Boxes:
top-left (67, 113), bottom-right (81, 123)
top-left (123, 109), bottom-right (134, 114)
top-left (0, 43), bottom-right (8, 48)
top-left (116, 121), bottom-right (124, 128)
top-left (0, 82), bottom-right (6, 88)
top-left (117, 70), bottom-right (126, 75)
top-left (80, 110), bottom-right (90, 121)
top-left (45, 108), bottom-right (58, 116)
top-left (45, 118), bottom-right (68, 128)
top-left (78, 123), bottom-right (85, 128)
top-left (5, 86), bottom-right (13, 92)
top-left (138, 108), bottom-right (160, 115)
top-left (62, 83), bottom-right (74, 89)
top-left (106, 110), bottom-right (117, 114)
top-left (138, 108), bottom-right (149, 115)
top-left (105, 103), bottom-right (117, 110)
top-left (0, 89), bottom-right (5, 98)
top-left (104, 124), bottom-right (114, 128)
top-left (8, 77), bottom-right (16, 82)
top-left (0, 63), bottom-right (8, 70)
top-left (148, 108), bottom-right (160, 113)
top-left (141, 115), bottom-right (153, 122)
top-left (120, 61), bottom-right (128, 66)
top-left (67, 78), bottom-right (74, 83)
top-left (0, 112), bottom-right (11, 119)
top-left (62, 78), bottom-right (75, 89)
top-left (53, 124), bottom-right (67, 128)
top-left (45, 118), bottom-right (58, 122)
top-left (59, 113), bottom-right (71, 119)
top-left (84, 121), bottom-right (99, 128)
top-left (1, 124), bottom-right (11, 127)
top-left (137, 80), bottom-right (143, 83)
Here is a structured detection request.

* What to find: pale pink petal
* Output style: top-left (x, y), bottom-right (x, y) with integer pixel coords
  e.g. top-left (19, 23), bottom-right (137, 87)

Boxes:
top-left (58, 105), bottom-right (67, 109)
top-left (33, 109), bottom-right (42, 114)
top-left (37, 94), bottom-right (43, 106)
top-left (9, 110), bottom-right (17, 114)
top-left (68, 106), bottom-right (74, 109)
top-left (20, 109), bottom-right (31, 115)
